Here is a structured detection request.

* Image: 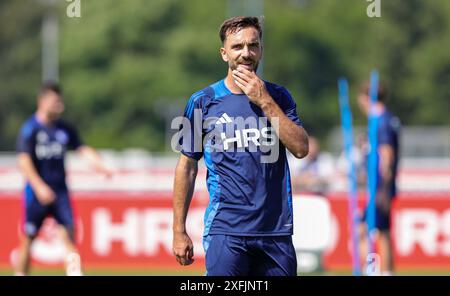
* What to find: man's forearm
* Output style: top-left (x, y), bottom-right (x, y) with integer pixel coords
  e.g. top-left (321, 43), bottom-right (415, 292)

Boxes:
top-left (260, 97), bottom-right (309, 159)
top-left (18, 153), bottom-right (46, 189)
top-left (173, 157), bottom-right (198, 233)
top-left (78, 146), bottom-right (107, 171)
top-left (379, 145), bottom-right (394, 187)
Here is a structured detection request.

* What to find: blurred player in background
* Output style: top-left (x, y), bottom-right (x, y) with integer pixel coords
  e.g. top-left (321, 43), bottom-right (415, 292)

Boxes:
top-left (14, 82), bottom-right (112, 276)
top-left (357, 82), bottom-right (401, 275)
top-left (172, 16), bottom-right (309, 276)
top-left (336, 132), bottom-right (369, 189)
top-left (290, 136), bottom-right (334, 195)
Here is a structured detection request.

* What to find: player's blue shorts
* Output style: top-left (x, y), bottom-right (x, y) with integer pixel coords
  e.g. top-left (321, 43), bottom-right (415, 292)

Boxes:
top-left (360, 185), bottom-right (397, 231)
top-left (23, 184), bottom-right (74, 238)
top-left (203, 234), bottom-right (297, 276)
top-left (361, 205), bottom-right (391, 231)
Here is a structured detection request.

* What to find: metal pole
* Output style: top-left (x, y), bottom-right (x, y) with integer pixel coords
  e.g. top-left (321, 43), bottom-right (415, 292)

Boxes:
top-left (338, 78), bottom-right (362, 276)
top-left (42, 13), bottom-right (59, 82)
top-left (39, 0), bottom-right (59, 82)
top-left (367, 70), bottom-right (380, 275)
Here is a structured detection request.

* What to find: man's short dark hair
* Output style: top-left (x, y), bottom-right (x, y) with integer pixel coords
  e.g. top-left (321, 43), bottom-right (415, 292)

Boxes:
top-left (360, 81), bottom-right (388, 103)
top-left (39, 81), bottom-right (62, 98)
top-left (219, 16), bottom-right (262, 44)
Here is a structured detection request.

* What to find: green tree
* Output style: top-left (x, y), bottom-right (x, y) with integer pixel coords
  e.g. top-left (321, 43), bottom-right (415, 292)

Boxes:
top-left (1, 0), bottom-right (449, 152)
top-left (0, 0), bottom-right (43, 150)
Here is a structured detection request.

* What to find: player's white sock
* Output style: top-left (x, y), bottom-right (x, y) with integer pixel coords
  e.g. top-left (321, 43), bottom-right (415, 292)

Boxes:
top-left (65, 252), bottom-right (83, 276)
top-left (381, 271), bottom-right (394, 276)
top-left (14, 271), bottom-right (26, 276)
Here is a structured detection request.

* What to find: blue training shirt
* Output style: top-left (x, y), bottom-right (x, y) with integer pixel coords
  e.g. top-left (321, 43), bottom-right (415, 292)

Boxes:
top-left (16, 114), bottom-right (83, 190)
top-left (377, 109), bottom-right (400, 197)
top-left (180, 79), bottom-right (303, 237)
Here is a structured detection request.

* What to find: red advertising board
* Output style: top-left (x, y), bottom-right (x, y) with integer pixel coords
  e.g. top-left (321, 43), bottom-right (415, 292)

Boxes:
top-left (323, 192), bottom-right (450, 270)
top-left (0, 191), bottom-right (208, 271)
top-left (1, 191), bottom-right (450, 270)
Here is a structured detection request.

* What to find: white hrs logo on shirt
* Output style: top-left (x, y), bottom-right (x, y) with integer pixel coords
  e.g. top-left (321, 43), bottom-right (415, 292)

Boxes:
top-left (35, 130), bottom-right (64, 160)
top-left (215, 113), bottom-right (277, 151)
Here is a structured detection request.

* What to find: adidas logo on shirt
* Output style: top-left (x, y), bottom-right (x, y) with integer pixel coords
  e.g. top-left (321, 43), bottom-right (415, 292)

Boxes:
top-left (215, 113), bottom-right (233, 125)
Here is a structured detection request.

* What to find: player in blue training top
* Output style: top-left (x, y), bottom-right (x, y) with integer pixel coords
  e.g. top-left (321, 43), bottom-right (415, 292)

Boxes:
top-left (14, 82), bottom-right (112, 276)
top-left (172, 16), bottom-right (309, 276)
top-left (357, 82), bottom-right (400, 276)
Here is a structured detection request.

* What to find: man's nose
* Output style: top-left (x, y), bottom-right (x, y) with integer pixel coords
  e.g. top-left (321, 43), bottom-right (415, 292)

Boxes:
top-left (241, 46), bottom-right (251, 58)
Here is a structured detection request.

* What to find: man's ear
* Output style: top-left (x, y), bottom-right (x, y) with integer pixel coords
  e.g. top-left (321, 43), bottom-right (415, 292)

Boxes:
top-left (220, 47), bottom-right (228, 62)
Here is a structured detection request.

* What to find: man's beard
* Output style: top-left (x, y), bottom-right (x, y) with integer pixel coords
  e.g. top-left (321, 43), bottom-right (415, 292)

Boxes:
top-left (229, 59), bottom-right (259, 72)
top-left (48, 111), bottom-right (62, 121)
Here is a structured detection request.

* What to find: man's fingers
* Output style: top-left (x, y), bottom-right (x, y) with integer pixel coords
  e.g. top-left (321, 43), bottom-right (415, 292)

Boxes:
top-left (183, 247), bottom-right (194, 265)
top-left (173, 231), bottom-right (194, 266)
top-left (236, 65), bottom-right (253, 74)
top-left (183, 257), bottom-right (194, 265)
top-left (235, 67), bottom-right (256, 82)
top-left (233, 74), bottom-right (248, 88)
top-left (174, 252), bottom-right (185, 265)
top-left (173, 246), bottom-right (194, 266)
top-left (177, 255), bottom-right (193, 266)
top-left (236, 66), bottom-right (256, 78)
top-left (234, 79), bottom-right (246, 91)
top-left (233, 69), bottom-right (251, 82)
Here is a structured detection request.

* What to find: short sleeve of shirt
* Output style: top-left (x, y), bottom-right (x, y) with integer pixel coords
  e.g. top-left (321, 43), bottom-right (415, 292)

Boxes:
top-left (65, 123), bottom-right (83, 150)
top-left (179, 92), bottom-right (204, 161)
top-left (16, 123), bottom-right (34, 154)
top-left (278, 86), bottom-right (303, 127)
